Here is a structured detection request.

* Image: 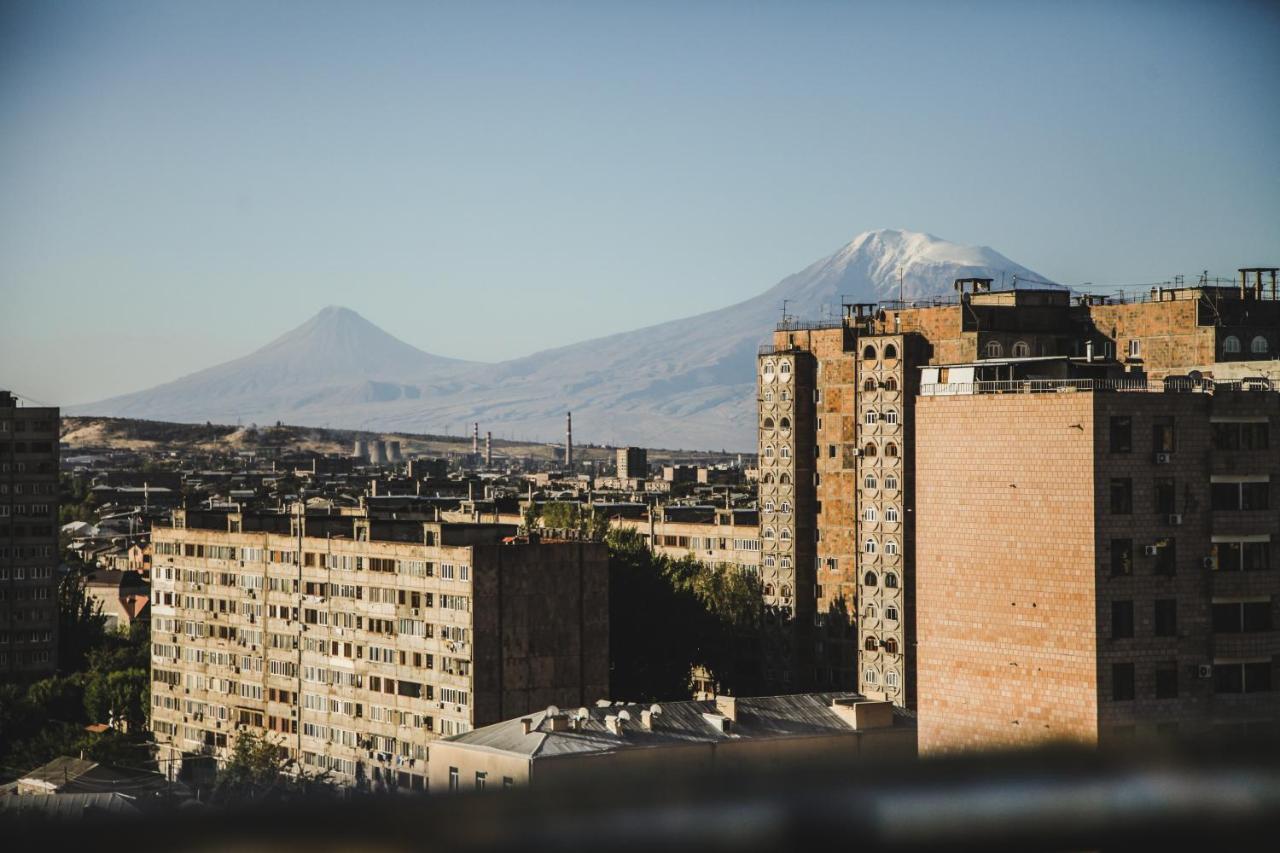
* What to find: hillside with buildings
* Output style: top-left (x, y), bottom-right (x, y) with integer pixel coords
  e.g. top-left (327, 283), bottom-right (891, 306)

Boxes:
top-left (71, 230), bottom-right (1045, 450)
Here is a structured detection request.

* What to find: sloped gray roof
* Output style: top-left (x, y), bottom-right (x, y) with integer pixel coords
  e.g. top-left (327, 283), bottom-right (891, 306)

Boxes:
top-left (0, 792), bottom-right (141, 818)
top-left (447, 692), bottom-right (910, 759)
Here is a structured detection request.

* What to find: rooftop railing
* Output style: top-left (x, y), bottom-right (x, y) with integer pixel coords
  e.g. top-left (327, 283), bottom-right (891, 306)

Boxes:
top-left (920, 376), bottom-right (1274, 396)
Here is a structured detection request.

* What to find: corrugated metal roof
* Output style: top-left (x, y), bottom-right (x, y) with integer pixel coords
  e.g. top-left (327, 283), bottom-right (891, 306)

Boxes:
top-left (0, 793), bottom-right (141, 818)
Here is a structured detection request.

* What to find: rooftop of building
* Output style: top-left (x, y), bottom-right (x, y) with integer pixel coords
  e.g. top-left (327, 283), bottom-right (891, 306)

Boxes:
top-left (918, 356), bottom-right (1277, 397)
top-left (443, 692), bottom-right (910, 759)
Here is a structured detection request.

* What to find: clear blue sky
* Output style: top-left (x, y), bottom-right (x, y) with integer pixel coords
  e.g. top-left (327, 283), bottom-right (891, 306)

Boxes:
top-left (2, 0), bottom-right (1277, 405)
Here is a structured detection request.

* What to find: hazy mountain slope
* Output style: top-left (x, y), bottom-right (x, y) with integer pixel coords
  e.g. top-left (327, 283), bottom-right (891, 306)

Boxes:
top-left (73, 230), bottom-right (1049, 449)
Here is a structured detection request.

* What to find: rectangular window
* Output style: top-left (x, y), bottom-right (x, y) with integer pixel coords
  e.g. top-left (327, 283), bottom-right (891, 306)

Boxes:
top-left (1109, 416), bottom-right (1132, 453)
top-left (1152, 416), bottom-right (1175, 453)
top-left (1155, 538), bottom-right (1176, 576)
top-left (1111, 600), bottom-right (1134, 639)
top-left (1112, 663), bottom-right (1135, 701)
top-left (1155, 662), bottom-right (1179, 699)
top-left (1110, 539), bottom-right (1133, 577)
top-left (1154, 478), bottom-right (1176, 515)
top-left (448, 768), bottom-right (459, 791)
top-left (475, 771), bottom-right (486, 791)
top-left (1110, 478), bottom-right (1133, 515)
top-left (1214, 662), bottom-right (1274, 694)
top-left (1212, 601), bottom-right (1273, 633)
top-left (1154, 599), bottom-right (1177, 637)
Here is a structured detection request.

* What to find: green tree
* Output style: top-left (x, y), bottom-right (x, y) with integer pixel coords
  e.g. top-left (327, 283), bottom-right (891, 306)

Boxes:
top-left (57, 572), bottom-right (106, 672)
top-left (84, 668), bottom-right (149, 730)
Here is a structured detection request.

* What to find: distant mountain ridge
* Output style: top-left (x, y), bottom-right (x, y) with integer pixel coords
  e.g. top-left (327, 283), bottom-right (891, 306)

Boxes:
top-left (72, 229), bottom-right (1048, 449)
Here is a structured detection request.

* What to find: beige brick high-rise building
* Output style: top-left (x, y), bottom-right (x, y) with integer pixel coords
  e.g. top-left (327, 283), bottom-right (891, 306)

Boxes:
top-left (758, 272), bottom-right (1280, 724)
top-left (149, 507), bottom-right (607, 790)
top-left (0, 391), bottom-right (59, 677)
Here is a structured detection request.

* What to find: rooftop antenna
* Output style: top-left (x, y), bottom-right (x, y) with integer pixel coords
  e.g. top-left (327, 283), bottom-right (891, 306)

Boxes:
top-left (898, 266), bottom-right (904, 304)
top-left (781, 299), bottom-right (790, 324)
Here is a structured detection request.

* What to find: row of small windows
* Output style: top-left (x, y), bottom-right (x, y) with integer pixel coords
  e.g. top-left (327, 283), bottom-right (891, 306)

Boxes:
top-left (864, 409), bottom-right (899, 425)
top-left (864, 604), bottom-right (900, 621)
top-left (761, 389), bottom-right (791, 402)
top-left (760, 472), bottom-right (793, 484)
top-left (761, 446), bottom-right (792, 459)
top-left (862, 343), bottom-right (899, 360)
top-left (863, 377), bottom-right (899, 391)
top-left (862, 506), bottom-right (900, 523)
top-left (863, 668), bottom-right (901, 689)
top-left (1223, 335), bottom-right (1271, 355)
top-left (864, 637), bottom-right (900, 654)
top-left (862, 442), bottom-right (899, 458)
top-left (863, 570), bottom-right (900, 587)
top-left (760, 361), bottom-right (793, 378)
top-left (761, 417), bottom-right (792, 430)
top-left (762, 500), bottom-right (793, 513)
top-left (863, 540), bottom-right (900, 556)
top-left (983, 340), bottom-right (1034, 359)
top-left (863, 473), bottom-right (900, 490)
top-left (761, 527), bottom-right (794, 541)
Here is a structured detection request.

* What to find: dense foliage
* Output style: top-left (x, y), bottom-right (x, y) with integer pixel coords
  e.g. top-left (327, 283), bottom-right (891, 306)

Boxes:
top-left (606, 528), bottom-right (762, 701)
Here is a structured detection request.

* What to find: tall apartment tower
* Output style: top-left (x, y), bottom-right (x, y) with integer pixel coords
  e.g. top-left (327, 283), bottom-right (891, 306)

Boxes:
top-left (761, 272), bottom-right (1280, 711)
top-left (149, 507), bottom-right (608, 790)
top-left (0, 391), bottom-right (60, 677)
top-left (616, 447), bottom-right (648, 480)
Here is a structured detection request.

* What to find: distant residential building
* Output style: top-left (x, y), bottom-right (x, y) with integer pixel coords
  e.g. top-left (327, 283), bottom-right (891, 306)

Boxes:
top-left (83, 569), bottom-right (150, 632)
top-left (0, 390), bottom-right (59, 676)
top-left (428, 692), bottom-right (914, 792)
top-left (149, 506), bottom-right (608, 791)
top-left (617, 447), bottom-right (647, 480)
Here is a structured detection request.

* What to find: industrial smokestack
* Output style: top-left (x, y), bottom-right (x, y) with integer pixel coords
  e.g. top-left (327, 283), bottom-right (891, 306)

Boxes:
top-left (353, 439), bottom-right (369, 459)
top-left (370, 440), bottom-right (387, 465)
top-left (472, 422), bottom-right (479, 455)
top-left (485, 432), bottom-right (493, 466)
top-left (566, 412), bottom-right (573, 471)
top-left (388, 440), bottom-right (402, 462)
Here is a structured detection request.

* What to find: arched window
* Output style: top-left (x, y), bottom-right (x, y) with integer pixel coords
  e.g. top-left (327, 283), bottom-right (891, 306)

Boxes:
top-left (864, 669), bottom-right (879, 685)
top-left (863, 506), bottom-right (878, 522)
top-left (886, 669), bottom-right (900, 688)
top-left (864, 637), bottom-right (879, 652)
top-left (884, 409), bottom-right (898, 425)
top-left (883, 343), bottom-right (898, 359)
top-left (764, 554), bottom-right (776, 567)
top-left (763, 527), bottom-right (775, 539)
top-left (884, 506), bottom-right (899, 522)
top-left (780, 585), bottom-right (792, 598)
top-left (762, 361), bottom-right (775, 375)
top-left (762, 417), bottom-right (775, 430)
top-left (863, 345), bottom-right (877, 360)
top-left (764, 500), bottom-right (776, 512)
top-left (779, 473), bottom-right (792, 485)
top-left (884, 474), bottom-right (899, 490)
top-left (1252, 335), bottom-right (1270, 354)
top-left (884, 638), bottom-right (899, 655)
top-left (864, 410), bottom-right (878, 426)
top-left (780, 528), bottom-right (792, 541)
top-left (884, 442), bottom-right (898, 457)
top-left (863, 443), bottom-right (877, 458)
top-left (764, 584), bottom-right (775, 596)
top-left (763, 446), bottom-right (774, 458)
top-left (863, 377), bottom-right (878, 391)
top-left (779, 362), bottom-right (792, 379)
top-left (780, 446), bottom-right (791, 459)
top-left (1224, 335), bottom-right (1241, 354)
top-left (985, 340), bottom-right (1003, 358)
top-left (762, 472), bottom-right (774, 484)
top-left (779, 501), bottom-right (792, 513)
top-left (885, 540), bottom-right (898, 556)
top-left (780, 556), bottom-right (792, 568)
top-left (1012, 340), bottom-right (1031, 358)
top-left (780, 390), bottom-right (790, 401)
top-left (863, 474), bottom-right (877, 489)
top-left (883, 376), bottom-right (898, 391)
top-left (885, 605), bottom-right (899, 621)
top-left (779, 417), bottom-right (791, 430)
top-left (864, 570), bottom-right (878, 586)
top-left (864, 604), bottom-right (877, 620)
top-left (884, 572), bottom-right (899, 588)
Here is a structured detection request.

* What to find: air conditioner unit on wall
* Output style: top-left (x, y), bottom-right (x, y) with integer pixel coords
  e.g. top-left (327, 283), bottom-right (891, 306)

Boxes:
top-left (1202, 557), bottom-right (1216, 570)
top-left (1154, 452), bottom-right (1172, 464)
top-left (1197, 664), bottom-right (1213, 679)
top-left (1167, 514), bottom-right (1183, 525)
top-left (1143, 545), bottom-right (1160, 557)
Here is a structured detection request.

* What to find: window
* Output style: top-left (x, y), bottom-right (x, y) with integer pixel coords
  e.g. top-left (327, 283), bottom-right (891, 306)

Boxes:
top-left (884, 475), bottom-right (898, 490)
top-left (1109, 416), bottom-right (1132, 453)
top-left (863, 507), bottom-right (877, 522)
top-left (779, 417), bottom-right (790, 430)
top-left (1214, 661), bottom-right (1273, 694)
top-left (884, 639), bottom-right (899, 655)
top-left (448, 767), bottom-right (459, 791)
top-left (780, 446), bottom-right (791, 459)
top-left (864, 604), bottom-right (877, 620)
top-left (1012, 341), bottom-right (1030, 358)
top-left (1154, 478), bottom-right (1176, 514)
top-left (864, 571), bottom-right (878, 586)
top-left (1110, 539), bottom-right (1133, 576)
top-left (864, 474), bottom-right (877, 489)
top-left (1110, 478), bottom-right (1133, 514)
top-left (883, 344), bottom-right (898, 359)
top-left (863, 539), bottom-right (877, 554)
top-left (863, 669), bottom-right (879, 685)
top-left (1155, 662), bottom-right (1179, 699)
top-left (762, 417), bottom-right (774, 429)
top-left (885, 669), bottom-right (900, 687)
top-left (762, 361), bottom-right (775, 375)
top-left (884, 377), bottom-right (899, 391)
top-left (503, 777), bottom-right (514, 790)
top-left (1111, 601), bottom-right (1134, 639)
top-left (1211, 601), bottom-right (1272, 633)
top-left (779, 362), bottom-right (791, 378)
top-left (1154, 599), bottom-right (1177, 637)
top-left (1155, 538), bottom-right (1176, 576)
top-left (863, 378), bottom-right (877, 391)
top-left (1128, 339), bottom-right (1141, 359)
top-left (885, 605), bottom-right (899, 621)
top-left (864, 637), bottom-right (879, 652)
top-left (1212, 480), bottom-right (1270, 511)
top-left (1250, 335), bottom-right (1269, 355)
top-left (1211, 421), bottom-right (1269, 451)
top-left (864, 410), bottom-right (878, 426)
top-left (863, 443), bottom-right (877, 458)
top-left (1212, 540), bottom-right (1271, 572)
top-left (884, 506), bottom-right (899, 522)
top-left (984, 341), bottom-right (1003, 358)
top-left (883, 572), bottom-right (899, 588)
top-left (1152, 417), bottom-right (1176, 453)
top-left (863, 345), bottom-right (876, 360)
top-left (1112, 663), bottom-right (1135, 701)
top-left (1223, 335), bottom-right (1241, 354)
top-left (828, 444), bottom-right (836, 458)
top-left (475, 771), bottom-right (487, 791)
top-left (884, 409), bottom-right (898, 425)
